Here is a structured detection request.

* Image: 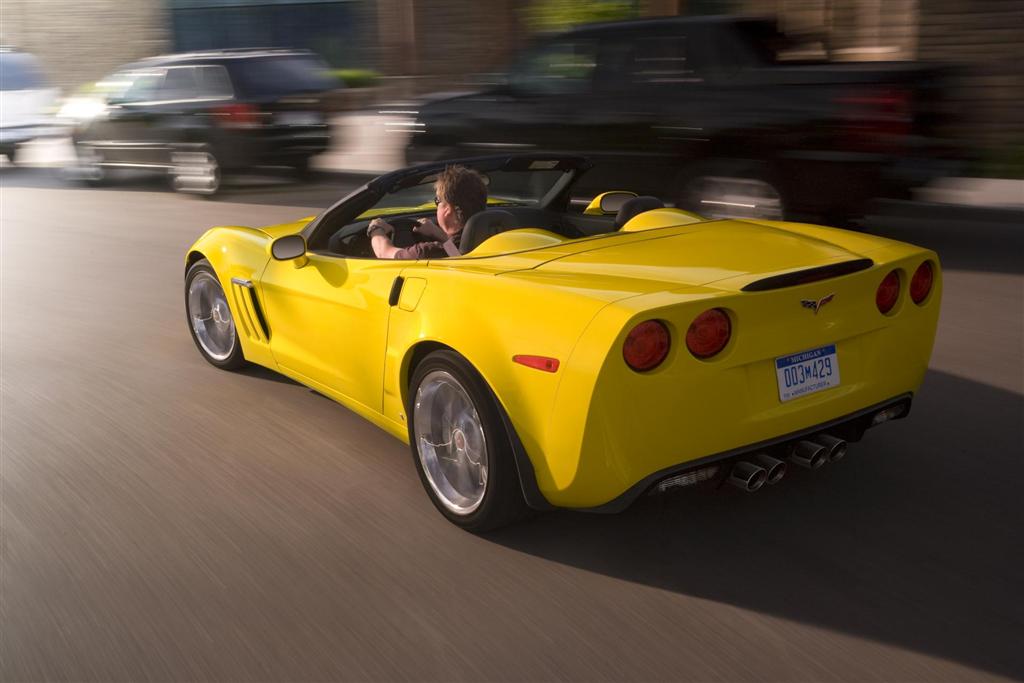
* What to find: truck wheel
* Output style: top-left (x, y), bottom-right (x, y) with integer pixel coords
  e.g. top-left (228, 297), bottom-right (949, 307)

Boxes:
top-left (73, 143), bottom-right (106, 186)
top-left (171, 148), bottom-right (221, 197)
top-left (676, 162), bottom-right (786, 221)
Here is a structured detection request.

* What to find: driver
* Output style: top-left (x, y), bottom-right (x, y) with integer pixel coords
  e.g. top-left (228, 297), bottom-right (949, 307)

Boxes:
top-left (368, 164), bottom-right (487, 259)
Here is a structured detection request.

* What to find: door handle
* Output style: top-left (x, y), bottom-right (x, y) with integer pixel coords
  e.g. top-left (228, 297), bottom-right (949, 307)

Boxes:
top-left (388, 276), bottom-right (405, 306)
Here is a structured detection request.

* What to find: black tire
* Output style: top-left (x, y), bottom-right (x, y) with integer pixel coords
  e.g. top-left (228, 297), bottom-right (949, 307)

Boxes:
top-left (408, 349), bottom-right (528, 531)
top-left (184, 259), bottom-right (247, 370)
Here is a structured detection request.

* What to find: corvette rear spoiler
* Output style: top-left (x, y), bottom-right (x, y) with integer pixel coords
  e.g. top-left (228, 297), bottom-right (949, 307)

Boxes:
top-left (741, 259), bottom-right (874, 292)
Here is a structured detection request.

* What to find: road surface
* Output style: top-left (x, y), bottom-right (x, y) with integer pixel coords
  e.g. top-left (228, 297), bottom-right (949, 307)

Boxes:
top-left (2, 168), bottom-right (1022, 681)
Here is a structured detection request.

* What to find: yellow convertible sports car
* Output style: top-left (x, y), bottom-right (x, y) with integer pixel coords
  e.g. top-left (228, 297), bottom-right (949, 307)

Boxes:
top-left (184, 155), bottom-right (941, 530)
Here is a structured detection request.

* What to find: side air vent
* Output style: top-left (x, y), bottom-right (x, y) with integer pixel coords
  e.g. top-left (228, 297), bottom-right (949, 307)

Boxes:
top-left (230, 278), bottom-right (270, 342)
top-left (741, 259), bottom-right (874, 292)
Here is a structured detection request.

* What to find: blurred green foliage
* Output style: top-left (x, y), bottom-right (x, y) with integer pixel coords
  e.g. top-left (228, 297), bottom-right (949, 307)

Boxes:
top-left (522, 0), bottom-right (637, 33)
top-left (330, 69), bottom-right (380, 89)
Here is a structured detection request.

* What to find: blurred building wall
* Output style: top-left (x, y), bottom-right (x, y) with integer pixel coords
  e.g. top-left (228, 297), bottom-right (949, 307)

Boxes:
top-left (167, 0), bottom-right (377, 68)
top-left (917, 0), bottom-right (1024, 153)
top-left (0, 0), bottom-right (170, 91)
top-left (374, 0), bottom-right (524, 94)
top-left (742, 0), bottom-right (1023, 151)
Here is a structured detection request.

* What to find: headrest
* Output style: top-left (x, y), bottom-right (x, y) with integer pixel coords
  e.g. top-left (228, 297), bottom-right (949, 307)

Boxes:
top-left (615, 196), bottom-right (664, 229)
top-left (460, 210), bottom-right (517, 254)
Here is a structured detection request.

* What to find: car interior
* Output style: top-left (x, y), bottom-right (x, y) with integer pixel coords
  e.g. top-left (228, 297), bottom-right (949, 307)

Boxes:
top-left (324, 195), bottom-right (668, 259)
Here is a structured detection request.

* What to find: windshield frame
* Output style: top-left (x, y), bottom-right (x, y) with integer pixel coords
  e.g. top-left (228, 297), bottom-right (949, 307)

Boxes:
top-left (303, 154), bottom-right (591, 253)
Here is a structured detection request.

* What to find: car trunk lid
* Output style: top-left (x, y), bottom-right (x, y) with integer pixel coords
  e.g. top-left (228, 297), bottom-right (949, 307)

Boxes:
top-left (527, 220), bottom-right (867, 293)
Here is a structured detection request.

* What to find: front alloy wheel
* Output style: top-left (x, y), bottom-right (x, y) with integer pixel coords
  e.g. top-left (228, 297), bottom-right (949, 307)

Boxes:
top-left (185, 259), bottom-right (246, 370)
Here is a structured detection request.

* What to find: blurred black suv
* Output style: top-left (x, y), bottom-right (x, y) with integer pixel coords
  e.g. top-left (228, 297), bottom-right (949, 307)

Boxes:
top-left (68, 48), bottom-right (336, 194)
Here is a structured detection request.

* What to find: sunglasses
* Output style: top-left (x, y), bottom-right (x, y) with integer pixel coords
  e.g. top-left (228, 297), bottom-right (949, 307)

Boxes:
top-left (434, 194), bottom-right (445, 205)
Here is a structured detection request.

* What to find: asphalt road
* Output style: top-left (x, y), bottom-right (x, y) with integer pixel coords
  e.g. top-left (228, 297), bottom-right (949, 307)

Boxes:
top-left (2, 167), bottom-right (1022, 682)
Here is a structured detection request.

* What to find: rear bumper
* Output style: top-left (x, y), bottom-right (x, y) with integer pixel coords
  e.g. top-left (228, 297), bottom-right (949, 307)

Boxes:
top-left (528, 249), bottom-right (941, 509)
top-left (587, 393), bottom-right (912, 513)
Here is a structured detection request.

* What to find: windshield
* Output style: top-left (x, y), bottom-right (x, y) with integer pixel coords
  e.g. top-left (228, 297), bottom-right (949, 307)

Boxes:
top-left (361, 167), bottom-right (568, 219)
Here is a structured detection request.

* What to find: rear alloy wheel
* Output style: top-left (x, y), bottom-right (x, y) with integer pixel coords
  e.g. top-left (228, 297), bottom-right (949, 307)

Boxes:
top-left (409, 350), bottom-right (527, 531)
top-left (185, 259), bottom-right (246, 370)
top-left (680, 173), bottom-right (785, 221)
top-left (171, 149), bottom-right (221, 196)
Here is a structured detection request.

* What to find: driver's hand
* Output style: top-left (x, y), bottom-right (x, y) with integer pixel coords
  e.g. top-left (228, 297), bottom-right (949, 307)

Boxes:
top-left (367, 218), bottom-right (394, 239)
top-left (413, 218), bottom-right (446, 241)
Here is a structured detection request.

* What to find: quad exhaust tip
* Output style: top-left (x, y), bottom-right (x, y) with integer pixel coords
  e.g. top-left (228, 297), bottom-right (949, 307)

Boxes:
top-left (728, 461), bottom-right (768, 492)
top-left (812, 434), bottom-right (848, 463)
top-left (726, 435), bottom-right (847, 493)
top-left (754, 453), bottom-right (787, 484)
top-left (790, 440), bottom-right (828, 470)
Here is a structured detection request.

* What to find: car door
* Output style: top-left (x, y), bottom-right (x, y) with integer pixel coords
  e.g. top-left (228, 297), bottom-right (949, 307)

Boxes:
top-left (96, 68), bottom-right (166, 165)
top-left (144, 65), bottom-right (204, 164)
top-left (259, 252), bottom-right (405, 414)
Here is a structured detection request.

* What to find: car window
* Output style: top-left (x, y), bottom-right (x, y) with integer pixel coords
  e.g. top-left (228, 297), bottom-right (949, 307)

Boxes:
top-left (509, 39), bottom-right (598, 96)
top-left (157, 67), bottom-right (198, 100)
top-left (231, 55), bottom-right (337, 98)
top-left (114, 70), bottom-right (164, 103)
top-left (195, 66), bottom-right (234, 99)
top-left (629, 35), bottom-right (702, 84)
top-left (0, 52), bottom-right (46, 90)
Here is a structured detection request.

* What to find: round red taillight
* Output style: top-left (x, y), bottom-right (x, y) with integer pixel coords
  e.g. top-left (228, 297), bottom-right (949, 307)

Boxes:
top-left (623, 320), bottom-right (671, 372)
top-left (876, 270), bottom-right (900, 314)
top-left (910, 261), bottom-right (933, 304)
top-left (685, 308), bottom-right (731, 359)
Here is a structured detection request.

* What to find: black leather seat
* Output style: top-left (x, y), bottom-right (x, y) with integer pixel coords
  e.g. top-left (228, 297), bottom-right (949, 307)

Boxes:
top-left (615, 196), bottom-right (664, 229)
top-left (459, 209), bottom-right (517, 254)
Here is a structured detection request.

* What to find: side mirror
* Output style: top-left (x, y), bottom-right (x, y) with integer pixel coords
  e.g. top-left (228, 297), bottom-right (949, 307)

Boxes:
top-left (271, 234), bottom-right (307, 261)
top-left (583, 191), bottom-right (638, 216)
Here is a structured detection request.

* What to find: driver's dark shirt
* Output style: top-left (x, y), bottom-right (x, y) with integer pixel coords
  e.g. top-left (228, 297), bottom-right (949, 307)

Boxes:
top-left (392, 229), bottom-right (462, 259)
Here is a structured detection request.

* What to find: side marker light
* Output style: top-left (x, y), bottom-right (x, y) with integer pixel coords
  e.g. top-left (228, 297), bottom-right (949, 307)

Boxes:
top-left (513, 355), bottom-right (560, 373)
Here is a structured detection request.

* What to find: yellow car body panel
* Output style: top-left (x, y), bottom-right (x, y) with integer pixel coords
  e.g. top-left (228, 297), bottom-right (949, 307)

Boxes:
top-left (186, 212), bottom-right (941, 511)
top-left (619, 207), bottom-right (704, 231)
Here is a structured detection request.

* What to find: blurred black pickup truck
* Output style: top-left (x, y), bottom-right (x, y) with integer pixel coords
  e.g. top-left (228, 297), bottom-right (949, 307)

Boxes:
top-left (406, 16), bottom-right (957, 222)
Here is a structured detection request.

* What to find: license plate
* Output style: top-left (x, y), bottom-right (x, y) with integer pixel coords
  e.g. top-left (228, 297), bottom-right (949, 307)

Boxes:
top-left (276, 111), bottom-right (321, 126)
top-left (775, 344), bottom-right (841, 402)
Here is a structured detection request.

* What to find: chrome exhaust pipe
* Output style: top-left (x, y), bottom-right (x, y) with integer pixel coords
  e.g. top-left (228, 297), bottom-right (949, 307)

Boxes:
top-left (789, 440), bottom-right (828, 469)
top-left (812, 434), bottom-right (848, 462)
top-left (754, 453), bottom-right (787, 484)
top-left (728, 461), bottom-right (768, 492)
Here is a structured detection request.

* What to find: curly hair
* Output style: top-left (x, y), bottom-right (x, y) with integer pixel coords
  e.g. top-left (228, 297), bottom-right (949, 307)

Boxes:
top-left (435, 165), bottom-right (487, 227)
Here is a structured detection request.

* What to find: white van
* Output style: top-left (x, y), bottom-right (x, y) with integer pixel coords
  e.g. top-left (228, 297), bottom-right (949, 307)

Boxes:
top-left (0, 49), bottom-right (60, 162)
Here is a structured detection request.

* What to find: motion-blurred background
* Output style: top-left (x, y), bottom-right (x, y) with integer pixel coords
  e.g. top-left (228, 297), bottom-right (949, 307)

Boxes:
top-left (2, 0), bottom-right (1022, 215)
top-left (2, 3), bottom-right (1023, 682)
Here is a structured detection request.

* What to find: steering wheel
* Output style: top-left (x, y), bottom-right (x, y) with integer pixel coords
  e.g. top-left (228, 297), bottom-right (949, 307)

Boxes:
top-left (383, 216), bottom-right (424, 248)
